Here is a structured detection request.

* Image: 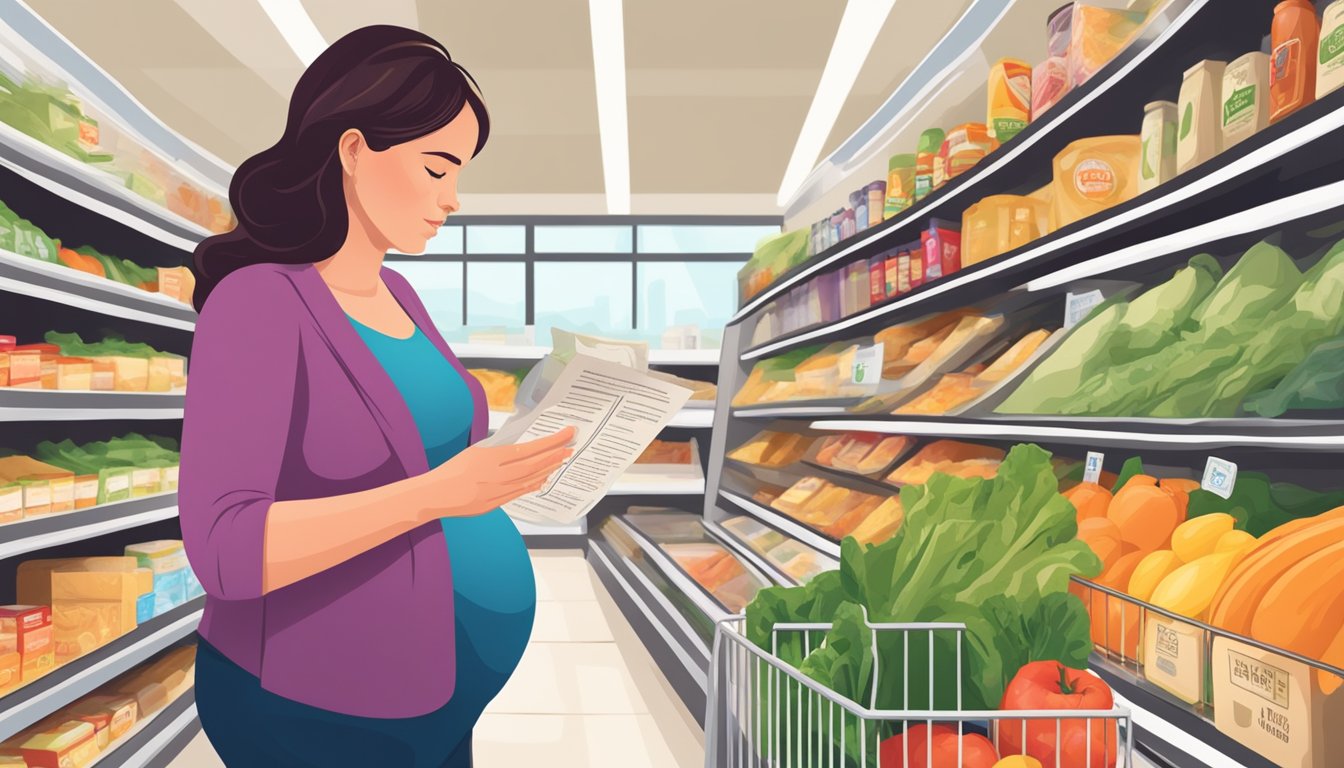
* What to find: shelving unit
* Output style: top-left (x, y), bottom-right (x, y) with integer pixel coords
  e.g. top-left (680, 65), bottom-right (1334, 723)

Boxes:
top-left (0, 390), bottom-right (185, 422)
top-left (0, 494), bottom-right (178, 561)
top-left (0, 600), bottom-right (203, 742)
top-left (89, 689), bottom-right (199, 768)
top-left (0, 250), bottom-right (196, 331)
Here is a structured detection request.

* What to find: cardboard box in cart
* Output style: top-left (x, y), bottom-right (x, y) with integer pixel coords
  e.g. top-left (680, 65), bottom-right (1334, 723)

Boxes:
top-left (1213, 637), bottom-right (1344, 768)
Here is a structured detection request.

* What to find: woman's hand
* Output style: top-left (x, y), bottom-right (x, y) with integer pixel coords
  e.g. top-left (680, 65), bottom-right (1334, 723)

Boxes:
top-left (418, 426), bottom-right (577, 520)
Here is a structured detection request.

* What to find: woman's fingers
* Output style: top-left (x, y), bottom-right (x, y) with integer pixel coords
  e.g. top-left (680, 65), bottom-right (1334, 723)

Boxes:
top-left (505, 445), bottom-right (573, 478)
top-left (498, 427), bottom-right (577, 465)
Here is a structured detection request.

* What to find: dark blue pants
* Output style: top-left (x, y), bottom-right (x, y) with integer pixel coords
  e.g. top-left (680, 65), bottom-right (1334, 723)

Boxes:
top-left (195, 639), bottom-right (472, 768)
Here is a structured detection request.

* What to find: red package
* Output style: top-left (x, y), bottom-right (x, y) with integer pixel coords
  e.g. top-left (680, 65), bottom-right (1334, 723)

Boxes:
top-left (1032, 57), bottom-right (1072, 120)
top-left (908, 243), bottom-right (925, 289)
top-left (922, 220), bottom-right (962, 280)
top-left (868, 255), bottom-right (887, 305)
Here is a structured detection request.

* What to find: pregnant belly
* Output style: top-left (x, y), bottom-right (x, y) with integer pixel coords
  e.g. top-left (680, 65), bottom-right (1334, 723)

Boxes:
top-left (441, 509), bottom-right (535, 677)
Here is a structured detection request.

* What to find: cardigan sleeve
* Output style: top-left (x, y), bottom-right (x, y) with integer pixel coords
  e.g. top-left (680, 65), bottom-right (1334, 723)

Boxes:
top-left (179, 267), bottom-right (302, 601)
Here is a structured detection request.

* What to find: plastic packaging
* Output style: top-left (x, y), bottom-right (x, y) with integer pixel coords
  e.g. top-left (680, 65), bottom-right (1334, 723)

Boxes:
top-left (913, 128), bottom-right (945, 202)
top-left (1139, 100), bottom-right (1178, 193)
top-left (1032, 57), bottom-right (1072, 120)
top-left (1051, 135), bottom-right (1141, 230)
top-left (1048, 3), bottom-right (1075, 59)
top-left (961, 195), bottom-right (1050, 267)
top-left (1221, 52), bottom-right (1270, 149)
top-left (921, 219), bottom-right (962, 281)
top-left (850, 191), bottom-right (867, 234)
top-left (942, 123), bottom-right (998, 183)
top-left (1319, 0), bottom-right (1344, 99)
top-left (1269, 0), bottom-right (1319, 123)
top-left (884, 154), bottom-right (916, 219)
top-left (865, 181), bottom-right (886, 228)
top-left (987, 58), bottom-right (1033, 143)
top-left (1177, 60), bottom-right (1226, 174)
top-left (1070, 5), bottom-right (1146, 87)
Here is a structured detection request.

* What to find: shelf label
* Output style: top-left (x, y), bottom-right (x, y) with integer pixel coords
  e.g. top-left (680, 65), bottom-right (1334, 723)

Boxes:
top-left (1083, 451), bottom-right (1105, 484)
top-left (1064, 290), bottom-right (1105, 329)
top-left (851, 343), bottom-right (884, 390)
top-left (1202, 456), bottom-right (1238, 499)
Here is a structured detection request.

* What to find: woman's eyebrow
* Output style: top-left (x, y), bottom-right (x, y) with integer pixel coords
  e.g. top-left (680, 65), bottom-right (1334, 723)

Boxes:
top-left (422, 151), bottom-right (463, 166)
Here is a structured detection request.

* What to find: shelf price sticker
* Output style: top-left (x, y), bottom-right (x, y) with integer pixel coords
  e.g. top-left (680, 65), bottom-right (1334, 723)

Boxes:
top-left (1202, 456), bottom-right (1238, 499)
top-left (851, 343), bottom-right (884, 392)
top-left (1083, 451), bottom-right (1105, 484)
top-left (1064, 289), bottom-right (1105, 329)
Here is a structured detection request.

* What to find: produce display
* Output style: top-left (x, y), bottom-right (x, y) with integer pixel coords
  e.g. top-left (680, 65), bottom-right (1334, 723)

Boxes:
top-left (0, 198), bottom-right (194, 306)
top-left (0, 434), bottom-right (179, 525)
top-left (0, 65), bottom-right (232, 233)
top-left (0, 643), bottom-right (195, 763)
top-left (998, 238), bottom-right (1344, 418)
top-left (0, 331), bottom-right (186, 392)
top-left (746, 444), bottom-right (1110, 766)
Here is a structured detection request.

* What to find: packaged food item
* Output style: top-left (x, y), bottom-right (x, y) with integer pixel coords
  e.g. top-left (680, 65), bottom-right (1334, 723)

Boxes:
top-left (0, 605), bottom-right (54, 683)
top-left (1051, 135), bottom-right (1141, 229)
top-left (855, 435), bottom-right (916, 475)
top-left (868, 254), bottom-right (886, 306)
top-left (913, 128), bottom-right (945, 202)
top-left (0, 484), bottom-right (20, 524)
top-left (883, 250), bottom-right (901, 297)
top-left (1032, 57), bottom-right (1072, 121)
top-left (51, 570), bottom-right (145, 664)
top-left (1177, 60), bottom-right (1226, 173)
top-left (1269, 0), bottom-right (1319, 123)
top-left (830, 433), bottom-right (880, 472)
top-left (863, 181), bottom-right (886, 229)
top-left (20, 720), bottom-right (99, 768)
top-left (933, 138), bottom-right (950, 191)
top-left (1139, 100), bottom-right (1178, 193)
top-left (897, 248), bottom-right (913, 294)
top-left (54, 357), bottom-right (92, 391)
top-left (1222, 52), bottom-right (1271, 149)
top-left (1320, 0), bottom-right (1344, 99)
top-left (155, 266), bottom-right (196, 306)
top-left (70, 696), bottom-right (138, 742)
top-left (921, 219), bottom-right (962, 281)
top-left (1048, 3), bottom-right (1075, 59)
top-left (987, 58), bottom-right (1033, 142)
top-left (884, 154), bottom-right (916, 218)
top-left (0, 456), bottom-right (73, 517)
top-left (851, 192), bottom-right (867, 234)
top-left (848, 496), bottom-right (904, 546)
top-left (887, 441), bottom-right (1007, 485)
top-left (907, 242), bottom-right (925, 289)
top-left (125, 540), bottom-right (189, 616)
top-left (0, 651), bottom-right (18, 696)
top-left (773, 477), bottom-right (828, 515)
top-left (1069, 5), bottom-right (1146, 87)
top-left (961, 195), bottom-right (1050, 267)
top-left (942, 123), bottom-right (998, 181)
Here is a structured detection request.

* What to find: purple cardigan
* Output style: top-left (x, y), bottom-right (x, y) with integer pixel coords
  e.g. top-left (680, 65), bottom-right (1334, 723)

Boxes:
top-left (179, 262), bottom-right (488, 718)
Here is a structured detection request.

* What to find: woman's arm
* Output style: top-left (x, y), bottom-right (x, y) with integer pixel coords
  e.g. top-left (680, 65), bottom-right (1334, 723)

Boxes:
top-left (180, 268), bottom-right (570, 599)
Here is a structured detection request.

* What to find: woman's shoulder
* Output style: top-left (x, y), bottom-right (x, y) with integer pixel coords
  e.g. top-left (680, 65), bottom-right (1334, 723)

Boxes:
top-left (205, 263), bottom-right (308, 316)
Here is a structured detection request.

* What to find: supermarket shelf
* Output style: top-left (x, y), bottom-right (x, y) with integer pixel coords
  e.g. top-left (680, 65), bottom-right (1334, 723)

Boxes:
top-left (0, 493), bottom-right (178, 561)
top-left (0, 389), bottom-right (185, 422)
top-left (1094, 659), bottom-right (1274, 768)
top-left (0, 599), bottom-right (203, 742)
top-left (0, 121), bottom-right (210, 252)
top-left (738, 69), bottom-right (1344, 356)
top-left (0, 250), bottom-right (196, 330)
top-left (716, 490), bottom-right (840, 559)
top-left (608, 516), bottom-right (732, 621)
top-left (91, 689), bottom-right (199, 768)
top-left (587, 539), bottom-right (709, 724)
top-left (608, 476), bottom-right (705, 496)
top-left (512, 516), bottom-right (586, 537)
top-left (808, 415), bottom-right (1344, 452)
top-left (703, 519), bottom-right (796, 587)
top-left (453, 343), bottom-right (720, 366)
top-left (732, 405), bottom-right (852, 420)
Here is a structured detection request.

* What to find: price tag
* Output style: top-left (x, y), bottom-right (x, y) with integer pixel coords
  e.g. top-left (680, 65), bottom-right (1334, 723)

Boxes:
top-left (851, 343), bottom-right (884, 390)
top-left (1083, 451), bottom-right (1105, 484)
top-left (1202, 456), bottom-right (1238, 499)
top-left (1064, 290), bottom-right (1105, 329)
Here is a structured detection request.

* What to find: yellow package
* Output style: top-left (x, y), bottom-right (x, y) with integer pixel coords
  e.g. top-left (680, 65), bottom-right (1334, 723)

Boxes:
top-left (146, 356), bottom-right (179, 393)
top-left (1069, 5), bottom-right (1147, 87)
top-left (70, 696), bottom-right (138, 742)
top-left (1051, 135), bottom-right (1140, 230)
top-left (17, 557), bottom-right (141, 608)
top-left (987, 58), bottom-right (1033, 143)
top-left (962, 195), bottom-right (1051, 267)
top-left (20, 720), bottom-right (99, 768)
top-left (107, 356), bottom-right (149, 392)
top-left (51, 571), bottom-right (143, 665)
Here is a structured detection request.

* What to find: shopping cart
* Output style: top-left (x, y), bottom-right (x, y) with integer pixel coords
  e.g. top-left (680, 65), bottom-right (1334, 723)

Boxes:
top-left (704, 608), bottom-right (1134, 767)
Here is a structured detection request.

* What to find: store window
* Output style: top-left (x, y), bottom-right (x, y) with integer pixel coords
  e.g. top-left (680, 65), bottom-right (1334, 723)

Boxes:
top-left (466, 225), bottom-right (527, 255)
top-left (534, 225), bottom-right (633, 254)
top-left (466, 261), bottom-right (527, 341)
top-left (389, 262), bottom-right (464, 335)
top-left (420, 225), bottom-right (464, 255)
top-left (636, 224), bottom-right (780, 254)
top-left (535, 261), bottom-right (634, 342)
top-left (636, 261), bottom-right (739, 349)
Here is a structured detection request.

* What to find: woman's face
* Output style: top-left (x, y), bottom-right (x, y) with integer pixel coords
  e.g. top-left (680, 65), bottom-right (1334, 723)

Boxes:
top-left (343, 107), bottom-right (481, 254)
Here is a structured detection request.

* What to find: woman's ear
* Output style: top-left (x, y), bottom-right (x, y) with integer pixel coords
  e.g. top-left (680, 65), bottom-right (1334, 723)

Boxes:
top-left (338, 129), bottom-right (366, 176)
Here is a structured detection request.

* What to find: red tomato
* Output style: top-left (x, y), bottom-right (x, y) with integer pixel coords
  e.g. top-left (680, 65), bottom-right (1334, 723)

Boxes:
top-left (879, 724), bottom-right (999, 768)
top-left (998, 661), bottom-right (1118, 768)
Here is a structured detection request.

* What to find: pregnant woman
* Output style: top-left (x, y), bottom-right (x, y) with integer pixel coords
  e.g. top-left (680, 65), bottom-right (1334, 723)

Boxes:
top-left (179, 26), bottom-right (572, 767)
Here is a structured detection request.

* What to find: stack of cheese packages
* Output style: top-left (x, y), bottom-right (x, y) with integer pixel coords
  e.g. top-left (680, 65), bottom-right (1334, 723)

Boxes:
top-left (0, 644), bottom-right (196, 767)
top-left (0, 435), bottom-right (180, 525)
top-left (0, 332), bottom-right (186, 393)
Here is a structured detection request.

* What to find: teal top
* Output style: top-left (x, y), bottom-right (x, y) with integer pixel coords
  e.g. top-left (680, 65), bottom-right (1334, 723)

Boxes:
top-left (347, 314), bottom-right (535, 737)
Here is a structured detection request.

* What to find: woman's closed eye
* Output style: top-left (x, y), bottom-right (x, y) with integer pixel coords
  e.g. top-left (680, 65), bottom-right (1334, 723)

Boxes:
top-left (425, 166), bottom-right (446, 179)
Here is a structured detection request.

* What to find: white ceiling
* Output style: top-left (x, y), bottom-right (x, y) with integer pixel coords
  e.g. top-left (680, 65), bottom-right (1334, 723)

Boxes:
top-left (27, 0), bottom-right (976, 215)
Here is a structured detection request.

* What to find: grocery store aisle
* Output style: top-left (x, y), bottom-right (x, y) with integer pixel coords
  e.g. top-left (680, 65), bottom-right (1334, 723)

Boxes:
top-left (173, 549), bottom-right (704, 767)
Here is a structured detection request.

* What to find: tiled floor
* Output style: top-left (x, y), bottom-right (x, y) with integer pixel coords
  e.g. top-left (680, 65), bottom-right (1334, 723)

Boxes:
top-left (173, 549), bottom-right (705, 767)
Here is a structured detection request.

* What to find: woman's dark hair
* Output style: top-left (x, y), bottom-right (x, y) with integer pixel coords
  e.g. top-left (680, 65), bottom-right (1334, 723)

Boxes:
top-left (191, 25), bottom-right (489, 310)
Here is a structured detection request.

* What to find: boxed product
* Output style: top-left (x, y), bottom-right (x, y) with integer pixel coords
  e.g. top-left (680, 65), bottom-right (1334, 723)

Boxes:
top-left (1051, 135), bottom-right (1140, 229)
top-left (0, 456), bottom-right (74, 517)
top-left (125, 541), bottom-right (189, 616)
top-left (921, 219), bottom-right (962, 281)
top-left (961, 195), bottom-right (1050, 267)
top-left (1143, 614), bottom-right (1205, 704)
top-left (1069, 4), bottom-right (1146, 87)
top-left (54, 358), bottom-right (92, 391)
top-left (155, 266), bottom-right (196, 306)
top-left (1177, 60), bottom-right (1226, 174)
top-left (20, 720), bottom-right (99, 768)
top-left (914, 128), bottom-right (945, 202)
top-left (17, 557), bottom-right (146, 608)
top-left (0, 484), bottom-right (22, 524)
top-left (70, 696), bottom-right (137, 742)
top-left (51, 570), bottom-right (147, 664)
top-left (0, 651), bottom-right (19, 696)
top-left (0, 605), bottom-right (54, 683)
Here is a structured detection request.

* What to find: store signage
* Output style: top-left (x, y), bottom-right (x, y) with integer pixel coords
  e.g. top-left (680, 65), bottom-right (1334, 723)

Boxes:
top-left (1083, 451), bottom-right (1105, 484)
top-left (1064, 289), bottom-right (1105, 328)
top-left (1202, 456), bottom-right (1238, 499)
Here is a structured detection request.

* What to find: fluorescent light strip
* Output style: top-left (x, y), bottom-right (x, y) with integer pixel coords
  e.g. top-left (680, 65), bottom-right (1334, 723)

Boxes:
top-left (1026, 179), bottom-right (1344, 291)
top-left (776, 0), bottom-right (900, 206)
top-left (735, 0), bottom-right (1209, 323)
top-left (810, 420), bottom-right (1344, 450)
top-left (256, 0), bottom-right (328, 66)
top-left (743, 99), bottom-right (1344, 360)
top-left (588, 0), bottom-right (631, 215)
